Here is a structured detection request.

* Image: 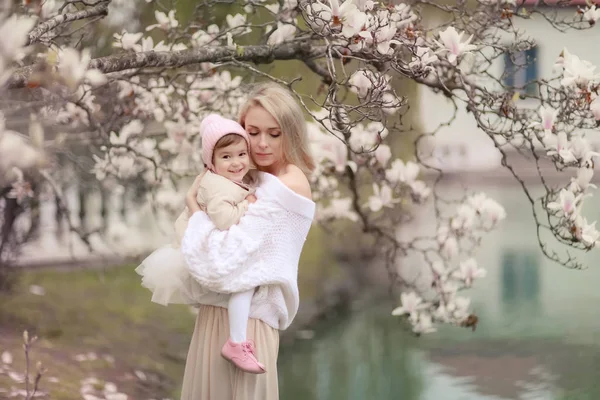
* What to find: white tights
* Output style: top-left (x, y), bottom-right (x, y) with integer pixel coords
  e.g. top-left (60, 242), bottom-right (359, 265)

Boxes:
top-left (228, 288), bottom-right (255, 343)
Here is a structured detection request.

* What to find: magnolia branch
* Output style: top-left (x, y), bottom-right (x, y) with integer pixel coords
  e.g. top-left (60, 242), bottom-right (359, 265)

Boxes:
top-left (26, 0), bottom-right (111, 45)
top-left (8, 42), bottom-right (325, 88)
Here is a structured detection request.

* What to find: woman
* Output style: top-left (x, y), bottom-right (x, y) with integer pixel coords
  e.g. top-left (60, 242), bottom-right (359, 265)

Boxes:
top-left (179, 82), bottom-right (315, 400)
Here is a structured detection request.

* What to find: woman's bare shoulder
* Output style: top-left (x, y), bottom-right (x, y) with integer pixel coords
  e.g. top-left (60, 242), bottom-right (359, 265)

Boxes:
top-left (278, 165), bottom-right (312, 200)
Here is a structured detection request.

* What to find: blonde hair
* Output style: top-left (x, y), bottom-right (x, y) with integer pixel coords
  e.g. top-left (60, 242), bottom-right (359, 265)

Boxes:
top-left (239, 82), bottom-right (315, 175)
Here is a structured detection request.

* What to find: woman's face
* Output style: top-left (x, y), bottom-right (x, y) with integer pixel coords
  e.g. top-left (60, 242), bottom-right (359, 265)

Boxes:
top-left (244, 106), bottom-right (283, 172)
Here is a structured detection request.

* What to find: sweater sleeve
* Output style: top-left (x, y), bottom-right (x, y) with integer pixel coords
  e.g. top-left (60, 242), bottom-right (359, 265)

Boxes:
top-left (180, 201), bottom-right (283, 293)
top-left (205, 193), bottom-right (249, 231)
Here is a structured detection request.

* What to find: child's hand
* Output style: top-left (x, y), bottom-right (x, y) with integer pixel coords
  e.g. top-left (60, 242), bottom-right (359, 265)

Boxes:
top-left (246, 194), bottom-right (257, 204)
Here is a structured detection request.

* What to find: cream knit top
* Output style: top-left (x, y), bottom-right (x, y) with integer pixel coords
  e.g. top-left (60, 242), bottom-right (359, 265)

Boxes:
top-left (181, 172), bottom-right (315, 330)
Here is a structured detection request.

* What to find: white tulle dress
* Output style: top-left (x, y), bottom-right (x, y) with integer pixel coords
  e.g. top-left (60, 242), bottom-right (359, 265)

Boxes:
top-left (135, 170), bottom-right (255, 306)
top-left (135, 243), bottom-right (198, 306)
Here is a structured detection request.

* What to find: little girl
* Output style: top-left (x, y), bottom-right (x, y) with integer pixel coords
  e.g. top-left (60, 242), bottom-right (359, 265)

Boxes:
top-left (136, 114), bottom-right (265, 374)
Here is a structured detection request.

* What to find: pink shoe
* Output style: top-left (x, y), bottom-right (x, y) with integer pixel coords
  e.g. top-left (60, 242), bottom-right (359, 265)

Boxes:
top-left (221, 339), bottom-right (266, 374)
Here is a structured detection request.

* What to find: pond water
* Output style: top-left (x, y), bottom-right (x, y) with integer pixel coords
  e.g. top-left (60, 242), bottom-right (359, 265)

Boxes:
top-left (278, 184), bottom-right (600, 400)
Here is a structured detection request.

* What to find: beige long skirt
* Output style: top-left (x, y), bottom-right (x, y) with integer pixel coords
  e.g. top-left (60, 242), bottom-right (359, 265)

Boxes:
top-left (180, 305), bottom-right (280, 400)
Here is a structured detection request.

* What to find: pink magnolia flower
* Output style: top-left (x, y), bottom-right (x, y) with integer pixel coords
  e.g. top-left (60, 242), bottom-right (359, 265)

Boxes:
top-left (453, 258), bottom-right (486, 287)
top-left (547, 188), bottom-right (582, 219)
top-left (434, 26), bottom-right (476, 65)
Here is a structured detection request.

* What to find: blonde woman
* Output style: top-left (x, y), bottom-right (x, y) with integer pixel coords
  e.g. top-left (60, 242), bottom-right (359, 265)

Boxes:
top-left (179, 82), bottom-right (315, 400)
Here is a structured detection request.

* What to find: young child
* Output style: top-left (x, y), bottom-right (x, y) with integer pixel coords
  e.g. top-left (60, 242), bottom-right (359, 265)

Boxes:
top-left (136, 114), bottom-right (265, 374)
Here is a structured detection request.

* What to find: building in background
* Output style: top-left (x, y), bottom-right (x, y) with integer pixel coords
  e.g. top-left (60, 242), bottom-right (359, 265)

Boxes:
top-left (419, 2), bottom-right (600, 176)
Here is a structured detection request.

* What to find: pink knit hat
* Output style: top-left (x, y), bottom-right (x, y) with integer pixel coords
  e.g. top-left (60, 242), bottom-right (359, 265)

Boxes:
top-left (199, 114), bottom-right (249, 170)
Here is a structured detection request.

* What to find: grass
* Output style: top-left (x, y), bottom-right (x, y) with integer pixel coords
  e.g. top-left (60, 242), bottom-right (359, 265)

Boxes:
top-left (0, 266), bottom-right (197, 400)
top-left (0, 226), bottom-right (350, 399)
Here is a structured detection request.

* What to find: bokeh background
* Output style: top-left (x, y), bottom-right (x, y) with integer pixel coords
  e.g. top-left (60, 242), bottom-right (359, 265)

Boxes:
top-left (2, 1), bottom-right (600, 399)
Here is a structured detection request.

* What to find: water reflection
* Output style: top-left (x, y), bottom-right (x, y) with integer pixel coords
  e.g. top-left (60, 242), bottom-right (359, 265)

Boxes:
top-left (279, 185), bottom-right (600, 399)
top-left (279, 307), bottom-right (423, 400)
top-left (279, 302), bottom-right (600, 400)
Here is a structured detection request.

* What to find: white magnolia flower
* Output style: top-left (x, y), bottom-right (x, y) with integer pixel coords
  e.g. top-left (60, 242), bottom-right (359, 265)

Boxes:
top-left (547, 188), bottom-right (582, 219)
top-left (432, 303), bottom-right (451, 323)
top-left (113, 31), bottom-right (143, 51)
top-left (570, 136), bottom-right (599, 167)
top-left (316, 197), bottom-right (359, 222)
top-left (408, 46), bottom-right (439, 72)
top-left (374, 25), bottom-right (400, 55)
top-left (390, 4), bottom-right (418, 29)
top-left (146, 10), bottom-right (179, 31)
top-left (446, 296), bottom-right (471, 321)
top-left (560, 49), bottom-right (600, 90)
top-left (354, 0), bottom-right (374, 12)
top-left (380, 92), bottom-right (402, 115)
top-left (391, 292), bottom-right (427, 322)
top-left (349, 69), bottom-right (375, 98)
top-left (451, 204), bottom-right (476, 231)
top-left (413, 312), bottom-right (436, 334)
top-left (267, 22), bottom-right (297, 45)
top-left (341, 7), bottom-right (368, 38)
top-left (468, 193), bottom-right (507, 224)
top-left (306, 0), bottom-right (362, 35)
top-left (439, 279), bottom-right (460, 297)
top-left (58, 48), bottom-right (107, 90)
top-left (440, 235), bottom-right (459, 259)
top-left (191, 29), bottom-right (216, 48)
top-left (0, 14), bottom-right (37, 62)
top-left (374, 144), bottom-right (392, 166)
top-left (573, 215), bottom-right (600, 247)
top-left (453, 258), bottom-right (486, 287)
top-left (434, 26), bottom-right (477, 65)
top-left (481, 198), bottom-right (507, 224)
top-left (583, 6), bottom-right (600, 25)
top-left (570, 167), bottom-right (596, 193)
top-left (409, 180), bottom-right (431, 202)
top-left (306, 1), bottom-right (332, 30)
top-left (386, 159), bottom-right (420, 184)
top-left (432, 260), bottom-right (449, 279)
top-left (110, 120), bottom-right (143, 146)
top-left (322, 136), bottom-right (349, 172)
top-left (349, 121), bottom-right (387, 151)
top-left (349, 29), bottom-right (373, 52)
top-left (367, 183), bottom-right (396, 212)
top-left (226, 13), bottom-right (251, 35)
top-left (1, 351), bottom-right (12, 364)
top-left (545, 131), bottom-right (576, 164)
top-left (530, 105), bottom-right (558, 135)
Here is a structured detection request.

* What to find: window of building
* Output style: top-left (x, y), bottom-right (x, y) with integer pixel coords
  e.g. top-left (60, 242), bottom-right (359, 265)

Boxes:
top-left (503, 47), bottom-right (538, 96)
top-left (501, 248), bottom-right (540, 305)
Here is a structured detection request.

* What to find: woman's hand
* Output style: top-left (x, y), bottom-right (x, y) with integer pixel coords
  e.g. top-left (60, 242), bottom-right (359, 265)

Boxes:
top-left (186, 172), bottom-right (205, 213)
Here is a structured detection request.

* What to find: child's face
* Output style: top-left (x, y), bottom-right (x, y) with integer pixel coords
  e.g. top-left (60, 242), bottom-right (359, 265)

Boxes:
top-left (213, 140), bottom-right (250, 182)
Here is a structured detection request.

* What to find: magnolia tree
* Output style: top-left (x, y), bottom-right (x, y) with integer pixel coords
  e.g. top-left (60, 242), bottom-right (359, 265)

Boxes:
top-left (0, 0), bottom-right (600, 334)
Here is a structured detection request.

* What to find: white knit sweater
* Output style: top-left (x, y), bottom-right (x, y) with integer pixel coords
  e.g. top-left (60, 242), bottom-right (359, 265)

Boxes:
top-left (181, 171), bottom-right (315, 330)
